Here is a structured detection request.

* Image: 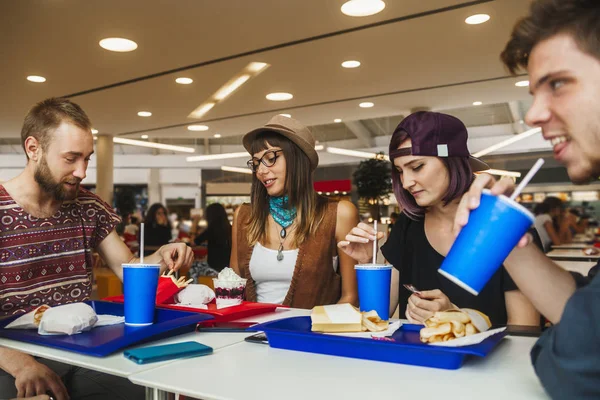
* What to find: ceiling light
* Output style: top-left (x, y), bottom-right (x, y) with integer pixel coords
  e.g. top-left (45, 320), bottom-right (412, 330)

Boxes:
top-left (141, 135), bottom-right (149, 139)
top-left (137, 111), bottom-right (152, 117)
top-left (341, 60), bottom-right (361, 68)
top-left (113, 137), bottom-right (195, 153)
top-left (189, 102), bottom-right (215, 119)
top-left (266, 92), bottom-right (293, 101)
top-left (187, 125), bottom-right (209, 132)
top-left (214, 75), bottom-right (250, 101)
top-left (221, 166), bottom-right (253, 175)
top-left (326, 146), bottom-right (389, 161)
top-left (465, 14), bottom-right (490, 25)
top-left (279, 114), bottom-right (291, 118)
top-left (359, 102), bottom-right (374, 108)
top-left (187, 152), bottom-right (248, 162)
top-left (478, 169), bottom-right (522, 178)
top-left (473, 101), bottom-right (483, 106)
top-left (26, 75), bottom-right (46, 83)
top-left (341, 0), bottom-right (386, 17)
top-left (314, 145), bottom-right (325, 151)
top-left (91, 129), bottom-right (98, 134)
top-left (472, 127), bottom-right (542, 157)
top-left (214, 134), bottom-right (222, 138)
top-left (247, 62), bottom-right (269, 73)
top-left (334, 119), bottom-right (342, 123)
top-left (515, 80), bottom-right (530, 87)
top-left (176, 77), bottom-right (193, 85)
top-left (99, 37), bottom-right (138, 52)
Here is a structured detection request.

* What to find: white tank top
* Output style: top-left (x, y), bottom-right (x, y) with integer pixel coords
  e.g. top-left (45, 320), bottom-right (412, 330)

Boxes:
top-left (249, 242), bottom-right (299, 304)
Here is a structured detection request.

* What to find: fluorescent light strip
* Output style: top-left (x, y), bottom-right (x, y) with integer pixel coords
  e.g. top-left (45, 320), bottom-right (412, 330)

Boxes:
top-left (214, 75), bottom-right (250, 101)
top-left (112, 137), bottom-right (195, 153)
top-left (187, 152), bottom-right (249, 162)
top-left (472, 127), bottom-right (542, 158)
top-left (326, 146), bottom-right (389, 161)
top-left (479, 169), bottom-right (522, 178)
top-left (314, 145), bottom-right (324, 151)
top-left (221, 166), bottom-right (252, 175)
top-left (188, 62), bottom-right (270, 119)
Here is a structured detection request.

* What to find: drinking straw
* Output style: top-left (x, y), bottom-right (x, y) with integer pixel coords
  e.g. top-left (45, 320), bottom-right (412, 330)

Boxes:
top-left (140, 222), bottom-right (144, 264)
top-left (510, 158), bottom-right (545, 201)
top-left (372, 220), bottom-right (377, 264)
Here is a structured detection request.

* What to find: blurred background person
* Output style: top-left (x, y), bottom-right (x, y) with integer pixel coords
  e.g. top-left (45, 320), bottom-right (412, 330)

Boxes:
top-left (142, 203), bottom-right (172, 256)
top-left (534, 197), bottom-right (564, 252)
top-left (189, 203), bottom-right (232, 279)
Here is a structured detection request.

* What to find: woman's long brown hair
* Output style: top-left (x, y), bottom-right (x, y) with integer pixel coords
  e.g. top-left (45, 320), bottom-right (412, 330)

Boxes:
top-left (246, 132), bottom-right (327, 248)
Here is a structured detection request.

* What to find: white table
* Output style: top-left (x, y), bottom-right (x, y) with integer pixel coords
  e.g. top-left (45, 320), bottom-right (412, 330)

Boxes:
top-left (0, 307), bottom-right (306, 395)
top-left (547, 249), bottom-right (600, 262)
top-left (554, 260), bottom-right (596, 276)
top-left (551, 243), bottom-right (588, 250)
top-left (130, 335), bottom-right (548, 400)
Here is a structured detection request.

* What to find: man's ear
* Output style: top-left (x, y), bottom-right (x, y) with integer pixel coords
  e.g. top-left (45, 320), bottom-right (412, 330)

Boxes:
top-left (24, 136), bottom-right (41, 161)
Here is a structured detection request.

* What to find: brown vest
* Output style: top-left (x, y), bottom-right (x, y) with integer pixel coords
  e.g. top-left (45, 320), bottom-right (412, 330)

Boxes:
top-left (236, 200), bottom-right (341, 309)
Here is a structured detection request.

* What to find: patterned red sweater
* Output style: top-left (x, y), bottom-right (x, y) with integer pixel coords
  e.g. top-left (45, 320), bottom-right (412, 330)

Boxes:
top-left (0, 186), bottom-right (120, 316)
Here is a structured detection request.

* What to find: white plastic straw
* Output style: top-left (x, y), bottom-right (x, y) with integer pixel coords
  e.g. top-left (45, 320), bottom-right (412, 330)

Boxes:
top-left (140, 222), bottom-right (144, 264)
top-left (372, 220), bottom-right (377, 264)
top-left (510, 158), bottom-right (545, 201)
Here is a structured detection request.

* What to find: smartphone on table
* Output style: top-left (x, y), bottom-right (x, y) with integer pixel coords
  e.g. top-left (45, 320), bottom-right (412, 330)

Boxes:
top-left (196, 321), bottom-right (258, 332)
top-left (244, 332), bottom-right (269, 345)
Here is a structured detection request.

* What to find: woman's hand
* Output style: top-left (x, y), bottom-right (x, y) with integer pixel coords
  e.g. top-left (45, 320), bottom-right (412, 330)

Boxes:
top-left (337, 222), bottom-right (384, 264)
top-left (405, 289), bottom-right (457, 324)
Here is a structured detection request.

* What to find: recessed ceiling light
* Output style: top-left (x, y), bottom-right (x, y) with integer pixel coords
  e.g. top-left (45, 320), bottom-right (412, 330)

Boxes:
top-left (515, 80), bottom-right (530, 87)
top-left (175, 77), bottom-right (193, 85)
top-left (141, 134), bottom-right (149, 139)
top-left (334, 119), bottom-right (342, 123)
top-left (359, 102), bottom-right (374, 108)
top-left (91, 129), bottom-right (98, 134)
top-left (341, 0), bottom-right (385, 17)
top-left (247, 62), bottom-right (269, 72)
top-left (266, 92), bottom-right (293, 101)
top-left (465, 14), bottom-right (490, 25)
top-left (473, 101), bottom-right (483, 106)
top-left (26, 75), bottom-right (46, 83)
top-left (279, 114), bottom-right (291, 118)
top-left (137, 111), bottom-right (152, 117)
top-left (99, 37), bottom-right (138, 52)
top-left (214, 75), bottom-right (250, 101)
top-left (214, 134), bottom-right (222, 138)
top-left (341, 60), bottom-right (361, 68)
top-left (187, 125), bottom-right (209, 131)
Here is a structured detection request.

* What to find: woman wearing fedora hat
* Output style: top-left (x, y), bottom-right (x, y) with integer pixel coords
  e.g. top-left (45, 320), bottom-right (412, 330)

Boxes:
top-left (230, 115), bottom-right (359, 308)
top-left (338, 111), bottom-right (540, 326)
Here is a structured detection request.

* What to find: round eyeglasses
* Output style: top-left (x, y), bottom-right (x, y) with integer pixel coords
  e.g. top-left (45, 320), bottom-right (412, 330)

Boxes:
top-left (247, 150), bottom-right (283, 172)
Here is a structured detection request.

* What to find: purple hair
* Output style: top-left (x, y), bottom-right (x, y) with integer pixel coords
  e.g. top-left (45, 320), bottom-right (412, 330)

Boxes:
top-left (389, 129), bottom-right (474, 220)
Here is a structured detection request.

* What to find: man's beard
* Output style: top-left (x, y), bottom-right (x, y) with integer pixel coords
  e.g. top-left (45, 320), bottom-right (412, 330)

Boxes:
top-left (34, 157), bottom-right (80, 201)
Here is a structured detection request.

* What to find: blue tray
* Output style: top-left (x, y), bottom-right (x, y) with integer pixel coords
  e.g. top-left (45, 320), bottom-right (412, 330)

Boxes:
top-left (252, 316), bottom-right (507, 370)
top-left (0, 301), bottom-right (214, 357)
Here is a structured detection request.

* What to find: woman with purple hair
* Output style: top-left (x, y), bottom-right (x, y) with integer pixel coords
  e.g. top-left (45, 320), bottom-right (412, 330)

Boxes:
top-left (338, 111), bottom-right (540, 326)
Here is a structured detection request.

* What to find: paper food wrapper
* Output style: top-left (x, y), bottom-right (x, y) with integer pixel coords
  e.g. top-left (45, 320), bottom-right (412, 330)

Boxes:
top-left (5, 303), bottom-right (125, 336)
top-left (323, 321), bottom-right (403, 339)
top-left (428, 327), bottom-right (506, 347)
top-left (174, 284), bottom-right (215, 306)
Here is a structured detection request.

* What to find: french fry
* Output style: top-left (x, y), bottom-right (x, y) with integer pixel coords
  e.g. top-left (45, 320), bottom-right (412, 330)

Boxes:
top-left (465, 323), bottom-right (478, 336)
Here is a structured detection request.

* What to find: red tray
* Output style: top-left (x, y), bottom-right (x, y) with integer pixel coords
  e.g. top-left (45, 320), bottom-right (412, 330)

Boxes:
top-left (103, 295), bottom-right (281, 322)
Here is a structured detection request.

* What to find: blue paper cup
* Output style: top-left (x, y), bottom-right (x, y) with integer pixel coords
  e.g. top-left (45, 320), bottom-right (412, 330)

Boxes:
top-left (123, 264), bottom-right (160, 326)
top-left (355, 264), bottom-right (392, 320)
top-left (439, 190), bottom-right (534, 295)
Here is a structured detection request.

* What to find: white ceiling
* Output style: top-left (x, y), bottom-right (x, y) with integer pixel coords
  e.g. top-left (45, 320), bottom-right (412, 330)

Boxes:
top-left (1, 0), bottom-right (545, 167)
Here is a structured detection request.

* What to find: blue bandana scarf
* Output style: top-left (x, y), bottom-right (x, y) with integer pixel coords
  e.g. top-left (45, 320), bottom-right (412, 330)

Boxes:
top-left (269, 195), bottom-right (296, 230)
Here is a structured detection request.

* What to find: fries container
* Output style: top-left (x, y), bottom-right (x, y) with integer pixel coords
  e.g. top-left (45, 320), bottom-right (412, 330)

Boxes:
top-left (123, 264), bottom-right (160, 326)
top-left (439, 190), bottom-right (534, 295)
top-left (355, 264), bottom-right (392, 320)
top-left (156, 275), bottom-right (185, 304)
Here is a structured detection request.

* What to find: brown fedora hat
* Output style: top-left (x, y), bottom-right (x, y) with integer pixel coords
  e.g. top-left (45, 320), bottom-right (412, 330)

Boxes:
top-left (242, 115), bottom-right (319, 171)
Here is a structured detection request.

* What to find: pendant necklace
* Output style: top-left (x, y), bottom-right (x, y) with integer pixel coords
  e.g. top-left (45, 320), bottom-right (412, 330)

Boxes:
top-left (269, 195), bottom-right (297, 262)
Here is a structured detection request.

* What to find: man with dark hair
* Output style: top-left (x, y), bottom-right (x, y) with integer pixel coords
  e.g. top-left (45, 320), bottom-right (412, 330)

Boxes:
top-left (455, 1), bottom-right (600, 398)
top-left (0, 98), bottom-right (194, 399)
